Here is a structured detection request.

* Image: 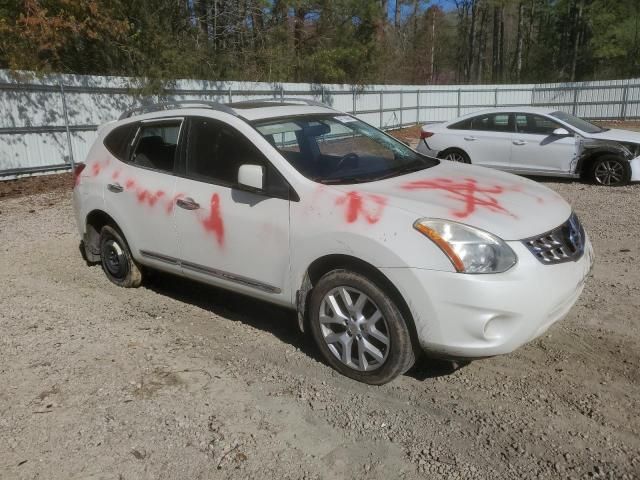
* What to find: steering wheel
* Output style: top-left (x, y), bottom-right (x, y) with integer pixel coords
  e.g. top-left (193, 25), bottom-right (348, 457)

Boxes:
top-left (336, 152), bottom-right (360, 171)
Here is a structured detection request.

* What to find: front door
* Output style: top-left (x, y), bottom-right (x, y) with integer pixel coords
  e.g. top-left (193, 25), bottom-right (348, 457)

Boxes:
top-left (510, 113), bottom-right (577, 174)
top-left (173, 116), bottom-right (291, 303)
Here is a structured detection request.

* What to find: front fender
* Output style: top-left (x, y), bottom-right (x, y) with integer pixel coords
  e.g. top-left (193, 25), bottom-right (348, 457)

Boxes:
top-left (290, 199), bottom-right (455, 302)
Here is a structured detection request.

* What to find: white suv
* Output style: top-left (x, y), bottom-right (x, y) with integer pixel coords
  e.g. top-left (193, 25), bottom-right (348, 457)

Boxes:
top-left (73, 99), bottom-right (593, 384)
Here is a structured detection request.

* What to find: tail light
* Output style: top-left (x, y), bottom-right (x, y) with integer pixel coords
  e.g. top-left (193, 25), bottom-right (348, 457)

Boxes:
top-left (420, 131), bottom-right (434, 139)
top-left (73, 163), bottom-right (86, 188)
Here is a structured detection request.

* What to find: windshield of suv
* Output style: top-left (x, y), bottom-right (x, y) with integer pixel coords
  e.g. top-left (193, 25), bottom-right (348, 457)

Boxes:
top-left (253, 114), bottom-right (437, 184)
top-left (550, 111), bottom-right (606, 134)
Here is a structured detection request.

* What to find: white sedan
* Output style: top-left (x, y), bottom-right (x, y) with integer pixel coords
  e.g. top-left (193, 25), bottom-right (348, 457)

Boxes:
top-left (416, 107), bottom-right (640, 186)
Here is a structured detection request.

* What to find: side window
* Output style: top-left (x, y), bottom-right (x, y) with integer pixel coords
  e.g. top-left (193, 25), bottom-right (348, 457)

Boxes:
top-left (471, 114), bottom-right (512, 132)
top-left (187, 117), bottom-right (266, 185)
top-left (517, 114), bottom-right (561, 135)
top-left (104, 123), bottom-right (138, 161)
top-left (187, 117), bottom-right (291, 198)
top-left (131, 121), bottom-right (181, 172)
top-left (448, 119), bottom-right (471, 130)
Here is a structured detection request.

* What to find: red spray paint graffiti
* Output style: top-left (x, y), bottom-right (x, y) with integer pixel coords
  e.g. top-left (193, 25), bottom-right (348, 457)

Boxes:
top-left (402, 178), bottom-right (519, 219)
top-left (199, 193), bottom-right (225, 246)
top-left (336, 191), bottom-right (387, 224)
top-left (136, 188), bottom-right (165, 207)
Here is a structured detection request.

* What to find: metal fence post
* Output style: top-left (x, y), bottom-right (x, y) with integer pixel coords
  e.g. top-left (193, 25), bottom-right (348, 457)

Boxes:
top-left (352, 88), bottom-right (357, 116)
top-left (379, 90), bottom-right (384, 129)
top-left (621, 83), bottom-right (630, 120)
top-left (59, 81), bottom-right (74, 169)
top-left (457, 89), bottom-right (461, 117)
top-left (399, 90), bottom-right (403, 128)
top-left (494, 88), bottom-right (498, 107)
top-left (572, 86), bottom-right (579, 115)
top-left (416, 90), bottom-right (420, 124)
top-left (320, 85), bottom-right (325, 104)
top-left (227, 87), bottom-right (232, 103)
top-left (280, 86), bottom-right (284, 101)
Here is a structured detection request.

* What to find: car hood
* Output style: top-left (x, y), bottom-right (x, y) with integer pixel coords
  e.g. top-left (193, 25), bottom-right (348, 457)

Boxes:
top-left (329, 162), bottom-right (571, 241)
top-left (584, 128), bottom-right (640, 144)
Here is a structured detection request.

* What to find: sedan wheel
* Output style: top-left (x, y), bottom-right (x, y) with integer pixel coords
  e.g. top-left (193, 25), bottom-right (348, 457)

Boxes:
top-left (319, 286), bottom-right (390, 372)
top-left (440, 150), bottom-right (470, 164)
top-left (591, 155), bottom-right (630, 187)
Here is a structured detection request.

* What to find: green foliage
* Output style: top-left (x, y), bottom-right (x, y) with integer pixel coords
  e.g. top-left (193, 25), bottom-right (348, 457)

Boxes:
top-left (0, 0), bottom-right (638, 86)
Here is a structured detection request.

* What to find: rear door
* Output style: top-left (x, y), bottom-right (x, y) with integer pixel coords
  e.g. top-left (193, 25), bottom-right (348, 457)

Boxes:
top-left (460, 113), bottom-right (514, 169)
top-left (510, 113), bottom-right (577, 174)
top-left (103, 118), bottom-right (182, 272)
top-left (172, 116), bottom-right (292, 303)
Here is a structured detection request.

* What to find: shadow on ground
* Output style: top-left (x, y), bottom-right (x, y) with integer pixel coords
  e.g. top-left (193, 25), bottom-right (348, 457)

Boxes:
top-left (138, 269), bottom-right (462, 382)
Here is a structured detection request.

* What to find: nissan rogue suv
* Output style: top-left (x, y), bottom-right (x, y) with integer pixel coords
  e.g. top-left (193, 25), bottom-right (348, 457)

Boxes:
top-left (73, 99), bottom-right (593, 384)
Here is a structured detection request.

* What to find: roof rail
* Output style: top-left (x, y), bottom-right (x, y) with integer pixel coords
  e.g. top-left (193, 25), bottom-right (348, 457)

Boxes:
top-left (119, 100), bottom-right (237, 120)
top-left (228, 97), bottom-right (333, 109)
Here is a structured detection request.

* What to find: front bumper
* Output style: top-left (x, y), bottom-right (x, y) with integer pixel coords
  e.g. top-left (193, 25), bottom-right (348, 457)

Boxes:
top-left (630, 156), bottom-right (640, 182)
top-left (381, 237), bottom-right (594, 358)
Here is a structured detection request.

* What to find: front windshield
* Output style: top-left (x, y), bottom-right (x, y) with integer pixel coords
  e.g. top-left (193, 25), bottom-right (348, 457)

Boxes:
top-left (550, 111), bottom-right (606, 134)
top-left (253, 114), bottom-right (437, 184)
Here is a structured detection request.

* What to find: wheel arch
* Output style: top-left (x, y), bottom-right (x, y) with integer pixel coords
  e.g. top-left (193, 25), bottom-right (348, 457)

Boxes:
top-left (83, 209), bottom-right (122, 262)
top-left (576, 147), bottom-right (629, 179)
top-left (437, 147), bottom-right (470, 163)
top-left (296, 254), bottom-right (421, 357)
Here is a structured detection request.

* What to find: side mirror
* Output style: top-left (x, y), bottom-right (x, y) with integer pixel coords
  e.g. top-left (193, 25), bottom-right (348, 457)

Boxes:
top-left (238, 164), bottom-right (264, 191)
top-left (553, 127), bottom-right (571, 136)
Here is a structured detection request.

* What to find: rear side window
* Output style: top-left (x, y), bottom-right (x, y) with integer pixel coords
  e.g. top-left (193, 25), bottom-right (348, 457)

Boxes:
top-left (470, 113), bottom-right (513, 132)
top-left (448, 119), bottom-right (472, 130)
top-left (131, 121), bottom-right (181, 173)
top-left (103, 123), bottom-right (137, 161)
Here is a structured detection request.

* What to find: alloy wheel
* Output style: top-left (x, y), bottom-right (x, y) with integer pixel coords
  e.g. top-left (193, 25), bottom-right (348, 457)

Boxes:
top-left (594, 160), bottom-right (624, 185)
top-left (318, 286), bottom-right (390, 371)
top-left (445, 152), bottom-right (466, 163)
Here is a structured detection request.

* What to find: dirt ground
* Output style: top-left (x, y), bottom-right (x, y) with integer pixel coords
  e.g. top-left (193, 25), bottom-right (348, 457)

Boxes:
top-left (1, 134), bottom-right (640, 480)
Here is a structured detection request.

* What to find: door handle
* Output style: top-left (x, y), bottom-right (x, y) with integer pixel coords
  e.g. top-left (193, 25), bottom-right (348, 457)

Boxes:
top-left (513, 140), bottom-right (527, 146)
top-left (107, 183), bottom-right (123, 193)
top-left (463, 136), bottom-right (477, 141)
top-left (176, 197), bottom-right (200, 210)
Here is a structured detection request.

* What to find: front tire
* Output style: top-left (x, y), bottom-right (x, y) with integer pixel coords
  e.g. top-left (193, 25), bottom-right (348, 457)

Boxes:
top-left (590, 155), bottom-right (631, 186)
top-left (308, 270), bottom-right (415, 385)
top-left (99, 225), bottom-right (142, 288)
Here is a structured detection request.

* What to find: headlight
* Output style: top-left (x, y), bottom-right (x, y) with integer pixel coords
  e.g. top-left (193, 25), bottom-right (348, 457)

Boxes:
top-left (413, 219), bottom-right (517, 274)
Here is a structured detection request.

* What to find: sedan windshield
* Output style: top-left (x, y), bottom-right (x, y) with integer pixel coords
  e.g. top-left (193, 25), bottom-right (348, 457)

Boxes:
top-left (253, 114), bottom-right (437, 184)
top-left (550, 111), bottom-right (606, 134)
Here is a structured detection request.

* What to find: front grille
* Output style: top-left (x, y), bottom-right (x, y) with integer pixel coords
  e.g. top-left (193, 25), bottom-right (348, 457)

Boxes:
top-left (522, 213), bottom-right (585, 265)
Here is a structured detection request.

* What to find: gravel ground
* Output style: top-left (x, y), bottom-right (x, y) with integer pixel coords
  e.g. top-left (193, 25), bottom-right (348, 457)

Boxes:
top-left (1, 170), bottom-right (639, 479)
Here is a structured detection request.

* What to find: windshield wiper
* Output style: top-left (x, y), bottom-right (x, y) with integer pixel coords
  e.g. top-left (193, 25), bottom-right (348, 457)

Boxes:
top-left (367, 163), bottom-right (430, 181)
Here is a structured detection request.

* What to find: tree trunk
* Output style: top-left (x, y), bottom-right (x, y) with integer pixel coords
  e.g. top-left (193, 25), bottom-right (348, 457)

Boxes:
top-left (570, 0), bottom-right (583, 82)
top-left (466, 0), bottom-right (477, 83)
top-left (430, 10), bottom-right (436, 83)
top-left (514, 1), bottom-right (524, 82)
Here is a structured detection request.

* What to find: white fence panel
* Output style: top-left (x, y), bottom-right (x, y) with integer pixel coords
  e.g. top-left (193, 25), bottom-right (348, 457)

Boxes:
top-left (1, 69), bottom-right (640, 177)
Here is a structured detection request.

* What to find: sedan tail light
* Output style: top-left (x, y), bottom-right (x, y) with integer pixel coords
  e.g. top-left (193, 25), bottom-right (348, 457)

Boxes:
top-left (73, 163), bottom-right (86, 188)
top-left (420, 131), bottom-right (434, 139)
